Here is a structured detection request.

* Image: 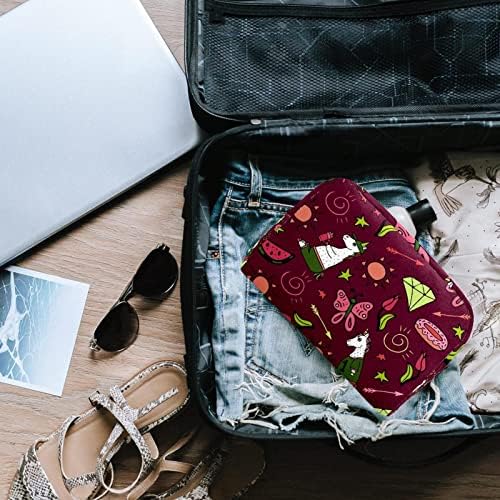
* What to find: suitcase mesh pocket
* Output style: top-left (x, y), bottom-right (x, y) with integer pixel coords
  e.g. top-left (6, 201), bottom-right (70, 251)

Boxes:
top-left (201, 3), bottom-right (500, 116)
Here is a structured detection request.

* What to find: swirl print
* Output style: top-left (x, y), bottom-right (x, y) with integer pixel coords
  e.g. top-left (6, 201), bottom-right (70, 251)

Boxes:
top-left (383, 330), bottom-right (409, 354)
top-left (325, 191), bottom-right (350, 216)
top-left (280, 271), bottom-right (306, 297)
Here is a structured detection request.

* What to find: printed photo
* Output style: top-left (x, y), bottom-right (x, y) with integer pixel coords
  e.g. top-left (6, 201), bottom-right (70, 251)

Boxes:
top-left (0, 266), bottom-right (89, 396)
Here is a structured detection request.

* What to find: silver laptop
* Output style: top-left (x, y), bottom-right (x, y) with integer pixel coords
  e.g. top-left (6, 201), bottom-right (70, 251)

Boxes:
top-left (0, 0), bottom-right (202, 267)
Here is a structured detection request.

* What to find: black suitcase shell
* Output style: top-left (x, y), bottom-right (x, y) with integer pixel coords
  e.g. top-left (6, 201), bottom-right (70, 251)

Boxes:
top-left (181, 0), bottom-right (500, 447)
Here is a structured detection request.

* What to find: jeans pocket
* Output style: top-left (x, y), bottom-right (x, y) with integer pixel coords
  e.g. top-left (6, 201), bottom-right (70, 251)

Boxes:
top-left (261, 303), bottom-right (316, 357)
top-left (358, 178), bottom-right (415, 208)
top-left (248, 300), bottom-right (334, 385)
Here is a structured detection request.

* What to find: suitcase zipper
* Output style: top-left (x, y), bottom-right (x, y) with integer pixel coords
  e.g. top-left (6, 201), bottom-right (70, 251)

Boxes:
top-left (207, 0), bottom-right (500, 20)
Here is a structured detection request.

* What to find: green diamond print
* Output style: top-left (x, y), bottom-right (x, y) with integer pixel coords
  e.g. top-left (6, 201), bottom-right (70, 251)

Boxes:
top-left (403, 277), bottom-right (436, 312)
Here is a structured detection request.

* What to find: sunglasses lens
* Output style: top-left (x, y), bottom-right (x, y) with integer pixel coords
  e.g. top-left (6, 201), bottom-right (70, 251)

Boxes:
top-left (133, 246), bottom-right (178, 298)
top-left (94, 302), bottom-right (139, 352)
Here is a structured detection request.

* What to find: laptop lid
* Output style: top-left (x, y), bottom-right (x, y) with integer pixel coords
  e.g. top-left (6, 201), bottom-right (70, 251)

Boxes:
top-left (0, 0), bottom-right (202, 267)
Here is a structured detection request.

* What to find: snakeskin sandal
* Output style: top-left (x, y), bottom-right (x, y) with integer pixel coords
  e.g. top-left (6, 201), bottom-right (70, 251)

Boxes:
top-left (9, 361), bottom-right (190, 500)
top-left (126, 426), bottom-right (266, 500)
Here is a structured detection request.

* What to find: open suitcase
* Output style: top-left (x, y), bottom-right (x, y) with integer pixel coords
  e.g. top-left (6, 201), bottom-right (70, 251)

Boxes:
top-left (181, 0), bottom-right (500, 462)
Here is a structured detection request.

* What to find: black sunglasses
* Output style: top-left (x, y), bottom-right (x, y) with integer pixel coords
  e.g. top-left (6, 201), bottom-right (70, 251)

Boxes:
top-left (89, 244), bottom-right (178, 353)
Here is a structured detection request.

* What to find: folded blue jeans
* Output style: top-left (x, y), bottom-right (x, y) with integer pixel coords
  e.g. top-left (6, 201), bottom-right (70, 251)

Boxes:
top-left (205, 161), bottom-right (474, 443)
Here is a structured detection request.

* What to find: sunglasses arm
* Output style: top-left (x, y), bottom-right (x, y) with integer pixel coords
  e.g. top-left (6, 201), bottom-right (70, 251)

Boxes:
top-left (117, 279), bottom-right (135, 302)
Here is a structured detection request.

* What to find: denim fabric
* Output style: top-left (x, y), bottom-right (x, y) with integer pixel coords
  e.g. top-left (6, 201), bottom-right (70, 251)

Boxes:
top-left (205, 161), bottom-right (474, 443)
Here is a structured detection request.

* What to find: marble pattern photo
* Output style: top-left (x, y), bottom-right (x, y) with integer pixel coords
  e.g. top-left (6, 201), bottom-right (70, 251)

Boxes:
top-left (0, 266), bottom-right (88, 396)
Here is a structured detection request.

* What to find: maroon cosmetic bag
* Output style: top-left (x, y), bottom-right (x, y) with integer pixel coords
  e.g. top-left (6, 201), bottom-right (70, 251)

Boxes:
top-left (241, 178), bottom-right (473, 414)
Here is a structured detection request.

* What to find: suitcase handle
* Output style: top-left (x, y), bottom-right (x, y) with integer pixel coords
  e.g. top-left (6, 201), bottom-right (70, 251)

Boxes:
top-left (341, 435), bottom-right (486, 468)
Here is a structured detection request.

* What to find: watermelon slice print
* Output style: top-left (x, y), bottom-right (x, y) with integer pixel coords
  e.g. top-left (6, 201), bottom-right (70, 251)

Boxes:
top-left (258, 239), bottom-right (294, 264)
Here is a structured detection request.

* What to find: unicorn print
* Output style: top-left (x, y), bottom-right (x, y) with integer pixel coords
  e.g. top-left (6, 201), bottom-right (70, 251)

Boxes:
top-left (298, 234), bottom-right (367, 275)
top-left (336, 332), bottom-right (370, 383)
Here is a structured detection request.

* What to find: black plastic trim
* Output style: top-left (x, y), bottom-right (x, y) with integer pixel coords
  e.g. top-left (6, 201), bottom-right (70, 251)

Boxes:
top-left (207, 0), bottom-right (500, 19)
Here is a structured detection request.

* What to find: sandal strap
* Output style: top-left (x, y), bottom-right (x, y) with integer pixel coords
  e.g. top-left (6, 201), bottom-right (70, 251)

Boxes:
top-left (142, 447), bottom-right (226, 500)
top-left (127, 430), bottom-right (198, 500)
top-left (91, 384), bottom-right (179, 466)
top-left (64, 466), bottom-right (114, 500)
top-left (160, 460), bottom-right (193, 474)
top-left (89, 387), bottom-right (159, 495)
top-left (136, 386), bottom-right (180, 419)
top-left (56, 416), bottom-right (101, 497)
top-left (127, 460), bottom-right (194, 500)
top-left (103, 384), bottom-right (179, 420)
top-left (19, 443), bottom-right (58, 500)
top-left (64, 472), bottom-right (99, 494)
top-left (57, 416), bottom-right (120, 500)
